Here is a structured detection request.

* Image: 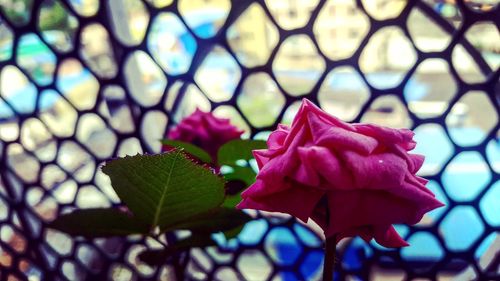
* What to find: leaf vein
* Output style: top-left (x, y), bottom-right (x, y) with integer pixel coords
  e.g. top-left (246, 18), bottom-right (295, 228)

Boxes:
top-left (151, 150), bottom-right (180, 230)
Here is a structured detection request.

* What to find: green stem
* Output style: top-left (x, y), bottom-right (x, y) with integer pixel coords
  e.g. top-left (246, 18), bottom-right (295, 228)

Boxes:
top-left (322, 235), bottom-right (337, 281)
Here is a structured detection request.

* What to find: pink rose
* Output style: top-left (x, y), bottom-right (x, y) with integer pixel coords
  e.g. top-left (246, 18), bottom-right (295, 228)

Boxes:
top-left (237, 99), bottom-right (444, 248)
top-left (165, 109), bottom-right (244, 160)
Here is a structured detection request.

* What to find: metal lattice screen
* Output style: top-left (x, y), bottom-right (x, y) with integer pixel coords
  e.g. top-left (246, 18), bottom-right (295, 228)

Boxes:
top-left (0, 0), bottom-right (499, 280)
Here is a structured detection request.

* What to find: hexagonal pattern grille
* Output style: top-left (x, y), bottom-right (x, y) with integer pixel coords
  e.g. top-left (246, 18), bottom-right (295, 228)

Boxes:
top-left (0, 0), bottom-right (498, 280)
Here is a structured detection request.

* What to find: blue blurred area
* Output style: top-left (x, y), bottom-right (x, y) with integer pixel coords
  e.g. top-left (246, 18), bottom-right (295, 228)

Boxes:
top-left (442, 151), bottom-right (491, 202)
top-left (441, 206), bottom-right (485, 251)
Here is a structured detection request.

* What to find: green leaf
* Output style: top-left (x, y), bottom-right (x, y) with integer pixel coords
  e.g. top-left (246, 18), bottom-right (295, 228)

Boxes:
top-left (222, 166), bottom-right (256, 208)
top-left (161, 139), bottom-right (212, 163)
top-left (163, 207), bottom-right (252, 233)
top-left (217, 139), bottom-right (267, 166)
top-left (48, 209), bottom-right (149, 237)
top-left (138, 235), bottom-right (217, 266)
top-left (101, 151), bottom-right (225, 231)
top-left (224, 166), bottom-right (256, 186)
top-left (223, 225), bottom-right (245, 240)
top-left (223, 194), bottom-right (243, 209)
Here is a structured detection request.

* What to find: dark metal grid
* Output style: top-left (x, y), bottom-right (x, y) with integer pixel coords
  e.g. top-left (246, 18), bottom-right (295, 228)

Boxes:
top-left (0, 0), bottom-right (498, 280)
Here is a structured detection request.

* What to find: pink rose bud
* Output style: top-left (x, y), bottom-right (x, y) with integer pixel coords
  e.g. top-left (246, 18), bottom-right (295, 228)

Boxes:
top-left (237, 99), bottom-right (444, 248)
top-left (165, 109), bottom-right (244, 160)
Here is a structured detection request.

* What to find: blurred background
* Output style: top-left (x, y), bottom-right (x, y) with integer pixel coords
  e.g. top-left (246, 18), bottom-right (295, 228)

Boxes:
top-left (0, 0), bottom-right (499, 280)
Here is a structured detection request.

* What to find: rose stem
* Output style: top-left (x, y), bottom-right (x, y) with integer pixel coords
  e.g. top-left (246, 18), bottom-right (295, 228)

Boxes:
top-left (322, 235), bottom-right (337, 281)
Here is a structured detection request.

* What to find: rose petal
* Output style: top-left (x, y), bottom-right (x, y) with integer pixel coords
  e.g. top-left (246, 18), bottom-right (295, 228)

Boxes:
top-left (354, 124), bottom-right (416, 150)
top-left (402, 174), bottom-right (434, 197)
top-left (416, 176), bottom-right (428, 185)
top-left (239, 183), bottom-right (324, 222)
top-left (402, 172), bottom-right (434, 197)
top-left (267, 129), bottom-right (289, 150)
top-left (294, 147), bottom-right (321, 186)
top-left (322, 189), bottom-right (443, 236)
top-left (282, 117), bottom-right (309, 148)
top-left (277, 124), bottom-right (290, 131)
top-left (253, 150), bottom-right (271, 169)
top-left (409, 154), bottom-right (425, 173)
top-left (296, 146), bottom-right (353, 190)
top-left (298, 98), bottom-right (355, 131)
top-left (340, 151), bottom-right (407, 189)
top-left (276, 121), bottom-right (309, 176)
top-left (257, 148), bottom-right (301, 186)
top-left (243, 165), bottom-right (290, 197)
top-left (308, 113), bottom-right (379, 155)
top-left (373, 225), bottom-right (409, 247)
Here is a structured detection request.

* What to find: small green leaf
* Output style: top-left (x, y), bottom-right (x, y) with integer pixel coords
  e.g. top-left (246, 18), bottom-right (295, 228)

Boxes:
top-left (224, 166), bottom-right (256, 186)
top-left (48, 209), bottom-right (149, 237)
top-left (223, 225), bottom-right (245, 240)
top-left (223, 194), bottom-right (243, 209)
top-left (217, 139), bottom-right (267, 166)
top-left (222, 166), bottom-right (256, 208)
top-left (163, 207), bottom-right (252, 233)
top-left (223, 179), bottom-right (247, 209)
top-left (101, 151), bottom-right (225, 231)
top-left (161, 139), bottom-right (212, 163)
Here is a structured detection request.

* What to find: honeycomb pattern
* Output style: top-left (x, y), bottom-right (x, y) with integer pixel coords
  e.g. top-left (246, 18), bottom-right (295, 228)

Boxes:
top-left (0, 0), bottom-right (499, 280)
